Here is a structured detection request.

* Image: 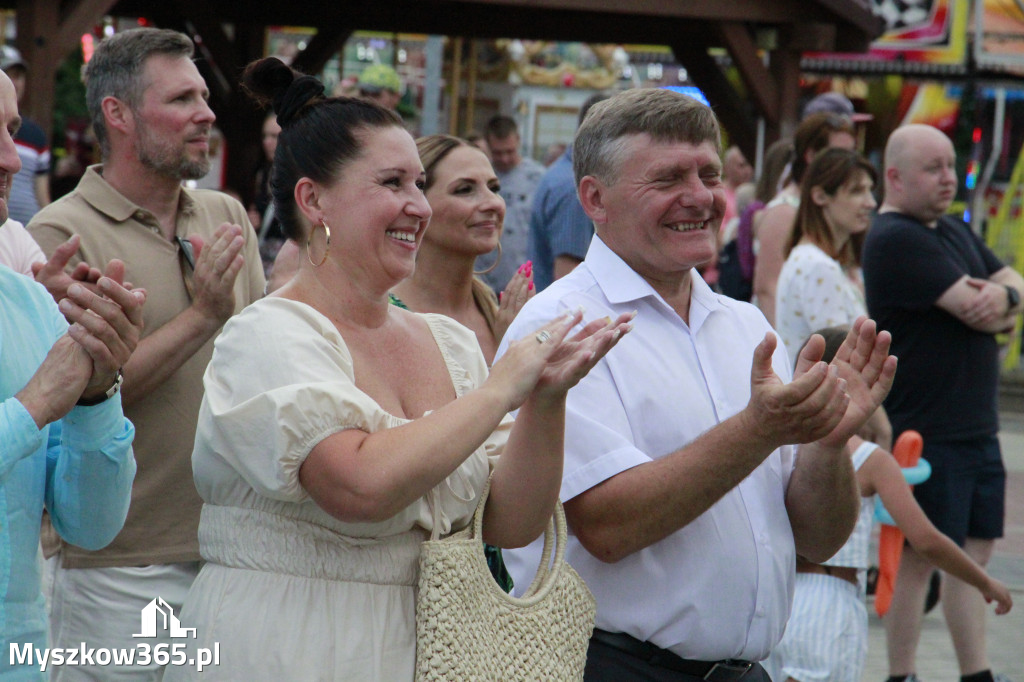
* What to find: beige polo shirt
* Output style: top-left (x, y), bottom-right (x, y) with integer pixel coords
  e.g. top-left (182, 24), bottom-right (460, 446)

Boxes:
top-left (30, 165), bottom-right (265, 569)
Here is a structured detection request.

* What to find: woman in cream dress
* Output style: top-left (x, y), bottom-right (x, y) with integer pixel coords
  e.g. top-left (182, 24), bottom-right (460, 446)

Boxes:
top-left (166, 59), bottom-right (632, 681)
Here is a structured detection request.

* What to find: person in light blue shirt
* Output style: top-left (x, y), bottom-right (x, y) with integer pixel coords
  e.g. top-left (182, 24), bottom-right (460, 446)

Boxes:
top-left (0, 264), bottom-right (141, 679)
top-left (0, 67), bottom-right (143, 680)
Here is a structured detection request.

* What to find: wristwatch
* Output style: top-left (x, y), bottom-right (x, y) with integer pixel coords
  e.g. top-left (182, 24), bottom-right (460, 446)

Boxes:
top-left (76, 369), bottom-right (124, 406)
top-left (1005, 285), bottom-right (1020, 312)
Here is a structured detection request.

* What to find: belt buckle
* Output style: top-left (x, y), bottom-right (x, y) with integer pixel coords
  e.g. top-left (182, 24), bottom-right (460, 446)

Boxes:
top-left (704, 660), bottom-right (753, 682)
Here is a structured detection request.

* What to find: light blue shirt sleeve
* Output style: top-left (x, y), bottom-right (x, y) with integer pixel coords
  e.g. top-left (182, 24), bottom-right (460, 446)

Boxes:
top-left (0, 396), bottom-right (46, 480)
top-left (45, 395), bottom-right (137, 550)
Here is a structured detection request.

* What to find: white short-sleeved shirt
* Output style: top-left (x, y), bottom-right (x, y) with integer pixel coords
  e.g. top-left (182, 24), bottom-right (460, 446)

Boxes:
top-left (776, 243), bottom-right (866, 367)
top-left (497, 236), bottom-right (798, 662)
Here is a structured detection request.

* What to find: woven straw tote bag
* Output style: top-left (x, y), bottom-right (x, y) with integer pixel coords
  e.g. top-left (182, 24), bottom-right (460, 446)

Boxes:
top-left (415, 477), bottom-right (596, 681)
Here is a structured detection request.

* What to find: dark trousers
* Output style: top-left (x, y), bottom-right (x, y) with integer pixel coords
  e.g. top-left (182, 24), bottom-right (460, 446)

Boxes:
top-left (584, 635), bottom-right (773, 682)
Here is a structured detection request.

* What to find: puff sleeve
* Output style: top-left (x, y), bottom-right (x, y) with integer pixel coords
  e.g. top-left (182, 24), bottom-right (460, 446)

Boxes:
top-left (193, 299), bottom-right (394, 503)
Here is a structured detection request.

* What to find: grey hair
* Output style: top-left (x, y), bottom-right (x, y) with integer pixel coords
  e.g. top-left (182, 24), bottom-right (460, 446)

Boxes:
top-left (573, 88), bottom-right (721, 186)
top-left (84, 28), bottom-right (195, 157)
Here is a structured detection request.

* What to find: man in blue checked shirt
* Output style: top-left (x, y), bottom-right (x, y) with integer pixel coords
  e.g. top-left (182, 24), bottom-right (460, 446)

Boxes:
top-left (529, 93), bottom-right (609, 292)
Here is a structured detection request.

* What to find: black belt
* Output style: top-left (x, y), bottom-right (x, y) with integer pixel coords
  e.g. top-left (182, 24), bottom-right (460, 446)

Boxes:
top-left (591, 629), bottom-right (756, 681)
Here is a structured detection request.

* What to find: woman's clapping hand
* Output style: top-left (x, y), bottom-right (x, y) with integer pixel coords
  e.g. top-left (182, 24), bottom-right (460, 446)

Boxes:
top-left (493, 261), bottom-right (535, 344)
top-left (486, 309), bottom-right (635, 411)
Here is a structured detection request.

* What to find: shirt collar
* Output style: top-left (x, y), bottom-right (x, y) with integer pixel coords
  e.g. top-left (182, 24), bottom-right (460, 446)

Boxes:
top-left (77, 164), bottom-right (199, 223)
top-left (583, 234), bottom-right (723, 329)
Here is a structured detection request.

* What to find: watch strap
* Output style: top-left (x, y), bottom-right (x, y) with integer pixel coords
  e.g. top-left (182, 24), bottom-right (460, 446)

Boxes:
top-left (76, 369), bottom-right (124, 407)
top-left (1005, 285), bottom-right (1020, 311)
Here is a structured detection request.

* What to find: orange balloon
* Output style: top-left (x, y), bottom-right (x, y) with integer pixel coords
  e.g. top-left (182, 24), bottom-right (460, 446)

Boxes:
top-left (875, 430), bottom-right (924, 617)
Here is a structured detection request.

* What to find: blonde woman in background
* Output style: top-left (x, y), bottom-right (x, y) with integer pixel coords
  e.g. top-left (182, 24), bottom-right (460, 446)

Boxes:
top-left (392, 134), bottom-right (534, 364)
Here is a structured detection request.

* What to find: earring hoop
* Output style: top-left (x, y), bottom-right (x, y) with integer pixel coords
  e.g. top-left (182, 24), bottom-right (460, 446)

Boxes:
top-left (307, 218), bottom-right (331, 267)
top-left (473, 241), bottom-right (502, 276)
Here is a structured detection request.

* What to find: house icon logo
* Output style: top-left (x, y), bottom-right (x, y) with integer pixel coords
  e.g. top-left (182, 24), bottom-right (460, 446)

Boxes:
top-left (133, 597), bottom-right (196, 639)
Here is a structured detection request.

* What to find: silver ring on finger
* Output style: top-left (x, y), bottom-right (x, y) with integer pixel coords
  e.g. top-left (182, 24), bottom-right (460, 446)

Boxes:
top-left (535, 330), bottom-right (552, 344)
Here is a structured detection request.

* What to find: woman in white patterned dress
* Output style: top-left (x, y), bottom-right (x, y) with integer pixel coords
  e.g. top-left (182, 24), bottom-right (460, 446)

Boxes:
top-left (775, 148), bottom-right (876, 369)
top-left (775, 148), bottom-right (893, 453)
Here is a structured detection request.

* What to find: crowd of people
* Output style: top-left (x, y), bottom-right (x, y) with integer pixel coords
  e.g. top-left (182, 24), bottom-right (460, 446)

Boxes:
top-left (0, 25), bottom-right (1018, 682)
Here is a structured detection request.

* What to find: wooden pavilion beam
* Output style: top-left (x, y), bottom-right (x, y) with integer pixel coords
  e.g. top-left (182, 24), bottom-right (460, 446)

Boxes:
top-left (718, 22), bottom-right (778, 127)
top-left (769, 47), bottom-right (802, 141)
top-left (175, 0), bottom-right (244, 111)
top-left (215, 21), bottom-right (267, 204)
top-left (15, 0), bottom-right (119, 142)
top-left (435, 0), bottom-right (843, 24)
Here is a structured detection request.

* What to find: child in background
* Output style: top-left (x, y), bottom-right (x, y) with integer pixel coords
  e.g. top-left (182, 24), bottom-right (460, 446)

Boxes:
top-left (764, 326), bottom-right (1012, 682)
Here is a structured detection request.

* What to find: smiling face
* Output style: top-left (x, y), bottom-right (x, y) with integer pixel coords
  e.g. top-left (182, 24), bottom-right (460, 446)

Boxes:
top-left (0, 72), bottom-right (21, 223)
top-left (817, 169), bottom-right (877, 243)
top-left (586, 133), bottom-right (724, 286)
top-left (315, 125), bottom-right (431, 286)
top-left (131, 54), bottom-right (215, 180)
top-left (423, 145), bottom-right (505, 257)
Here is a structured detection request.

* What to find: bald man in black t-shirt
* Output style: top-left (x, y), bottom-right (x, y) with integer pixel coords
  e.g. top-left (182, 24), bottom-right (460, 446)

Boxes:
top-left (863, 123), bottom-right (1023, 682)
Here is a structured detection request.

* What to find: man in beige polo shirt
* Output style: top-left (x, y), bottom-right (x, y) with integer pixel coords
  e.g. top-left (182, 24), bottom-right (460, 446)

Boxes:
top-left (30, 28), bottom-right (264, 679)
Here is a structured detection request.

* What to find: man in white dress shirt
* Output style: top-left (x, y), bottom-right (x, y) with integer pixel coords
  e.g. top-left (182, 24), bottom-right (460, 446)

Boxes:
top-left (496, 88), bottom-right (897, 682)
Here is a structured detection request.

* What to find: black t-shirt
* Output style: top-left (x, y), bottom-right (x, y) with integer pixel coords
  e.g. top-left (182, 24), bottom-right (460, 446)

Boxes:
top-left (862, 212), bottom-right (1004, 442)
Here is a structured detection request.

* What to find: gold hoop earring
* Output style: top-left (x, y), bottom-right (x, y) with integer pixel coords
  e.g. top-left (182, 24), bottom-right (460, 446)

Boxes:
top-left (473, 241), bottom-right (502, 276)
top-left (307, 218), bottom-right (331, 267)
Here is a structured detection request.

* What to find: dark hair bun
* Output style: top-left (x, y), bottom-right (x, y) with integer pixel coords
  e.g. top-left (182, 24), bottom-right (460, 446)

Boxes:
top-left (275, 76), bottom-right (325, 126)
top-left (242, 57), bottom-right (324, 126)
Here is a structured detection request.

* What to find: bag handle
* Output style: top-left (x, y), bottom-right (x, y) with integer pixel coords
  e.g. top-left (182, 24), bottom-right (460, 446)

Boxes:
top-left (469, 475), bottom-right (569, 606)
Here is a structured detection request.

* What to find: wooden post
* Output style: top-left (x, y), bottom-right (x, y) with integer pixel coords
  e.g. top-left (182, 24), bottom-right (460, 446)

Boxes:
top-left (15, 0), bottom-right (119, 145)
top-left (448, 36), bottom-right (462, 136)
top-left (769, 48), bottom-right (801, 141)
top-left (465, 39), bottom-right (479, 135)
